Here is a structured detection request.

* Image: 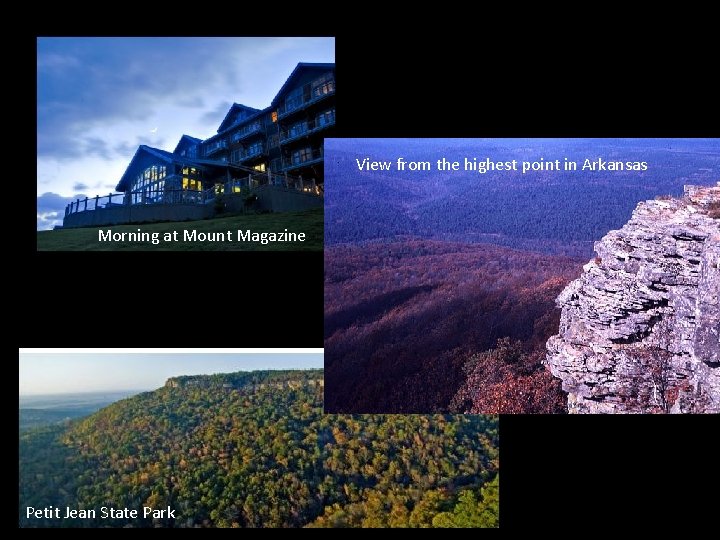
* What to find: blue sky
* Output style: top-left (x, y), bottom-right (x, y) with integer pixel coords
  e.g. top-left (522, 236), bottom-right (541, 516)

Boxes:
top-left (37, 37), bottom-right (335, 230)
top-left (19, 352), bottom-right (324, 395)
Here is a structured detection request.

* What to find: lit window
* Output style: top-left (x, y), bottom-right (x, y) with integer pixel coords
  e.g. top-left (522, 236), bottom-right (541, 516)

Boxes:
top-left (129, 165), bottom-right (168, 204)
top-left (253, 163), bottom-right (266, 172)
top-left (182, 178), bottom-right (201, 191)
top-left (313, 73), bottom-right (335, 97)
top-left (271, 111), bottom-right (278, 123)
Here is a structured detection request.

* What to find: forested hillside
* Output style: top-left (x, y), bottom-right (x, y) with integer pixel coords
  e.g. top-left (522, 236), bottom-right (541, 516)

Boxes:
top-left (19, 370), bottom-right (499, 528)
top-left (325, 138), bottom-right (720, 257)
top-left (325, 240), bottom-right (580, 413)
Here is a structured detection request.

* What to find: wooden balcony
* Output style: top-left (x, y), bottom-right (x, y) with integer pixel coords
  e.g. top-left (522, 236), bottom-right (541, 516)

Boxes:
top-left (278, 79), bottom-right (335, 119)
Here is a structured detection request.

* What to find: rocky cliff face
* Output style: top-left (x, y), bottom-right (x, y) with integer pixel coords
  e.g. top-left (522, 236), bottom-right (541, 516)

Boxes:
top-left (546, 183), bottom-right (720, 413)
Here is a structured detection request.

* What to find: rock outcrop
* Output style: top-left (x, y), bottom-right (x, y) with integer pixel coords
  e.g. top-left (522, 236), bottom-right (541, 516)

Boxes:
top-left (546, 183), bottom-right (720, 413)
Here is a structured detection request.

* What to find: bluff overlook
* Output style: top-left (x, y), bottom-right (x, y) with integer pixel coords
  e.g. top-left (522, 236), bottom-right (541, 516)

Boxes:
top-left (546, 183), bottom-right (720, 413)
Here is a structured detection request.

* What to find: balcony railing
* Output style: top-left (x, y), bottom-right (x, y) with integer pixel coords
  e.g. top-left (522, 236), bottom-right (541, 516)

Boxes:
top-left (64, 188), bottom-right (217, 215)
top-left (65, 193), bottom-right (125, 215)
top-left (237, 146), bottom-right (264, 162)
top-left (231, 123), bottom-right (262, 143)
top-left (278, 79), bottom-right (335, 118)
top-left (225, 171), bottom-right (322, 197)
top-left (204, 140), bottom-right (228, 155)
top-left (280, 147), bottom-right (324, 172)
top-left (279, 115), bottom-right (335, 144)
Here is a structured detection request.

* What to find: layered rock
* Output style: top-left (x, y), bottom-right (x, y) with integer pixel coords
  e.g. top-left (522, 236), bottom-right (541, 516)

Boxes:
top-left (546, 183), bottom-right (720, 413)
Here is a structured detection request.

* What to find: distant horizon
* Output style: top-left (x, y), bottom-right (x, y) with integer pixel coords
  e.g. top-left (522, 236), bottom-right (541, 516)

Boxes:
top-left (19, 354), bottom-right (324, 395)
top-left (19, 388), bottom-right (151, 398)
top-left (19, 367), bottom-right (325, 397)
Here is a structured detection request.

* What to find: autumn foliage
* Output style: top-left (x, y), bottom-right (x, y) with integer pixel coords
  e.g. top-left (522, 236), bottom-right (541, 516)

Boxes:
top-left (325, 240), bottom-right (582, 413)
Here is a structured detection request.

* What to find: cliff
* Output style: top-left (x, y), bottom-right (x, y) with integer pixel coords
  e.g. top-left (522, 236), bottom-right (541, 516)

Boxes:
top-left (164, 370), bottom-right (324, 390)
top-left (546, 183), bottom-right (720, 413)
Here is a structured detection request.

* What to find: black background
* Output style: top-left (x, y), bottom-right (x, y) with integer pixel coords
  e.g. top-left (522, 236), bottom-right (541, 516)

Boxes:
top-left (24, 21), bottom-right (719, 528)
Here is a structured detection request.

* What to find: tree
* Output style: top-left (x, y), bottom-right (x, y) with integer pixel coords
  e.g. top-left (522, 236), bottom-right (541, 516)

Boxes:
top-left (635, 321), bottom-right (676, 413)
top-left (431, 476), bottom-right (499, 528)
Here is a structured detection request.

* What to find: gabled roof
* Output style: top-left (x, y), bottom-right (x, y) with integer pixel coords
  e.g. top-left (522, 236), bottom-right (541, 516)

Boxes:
top-left (115, 145), bottom-right (243, 192)
top-left (204, 106), bottom-right (270, 142)
top-left (116, 145), bottom-right (204, 192)
top-left (271, 62), bottom-right (335, 107)
top-left (138, 145), bottom-right (194, 164)
top-left (173, 134), bottom-right (203, 154)
top-left (217, 103), bottom-right (262, 133)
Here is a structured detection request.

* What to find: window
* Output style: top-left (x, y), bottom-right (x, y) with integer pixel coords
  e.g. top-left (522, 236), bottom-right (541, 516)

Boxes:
top-left (317, 108), bottom-right (335, 127)
top-left (130, 165), bottom-right (167, 204)
top-left (271, 111), bottom-right (278, 123)
top-left (313, 72), bottom-right (335, 97)
top-left (245, 141), bottom-right (263, 158)
top-left (292, 147), bottom-right (312, 165)
top-left (289, 121), bottom-right (307, 138)
top-left (284, 87), bottom-right (303, 112)
top-left (253, 163), bottom-right (266, 172)
top-left (182, 178), bottom-right (201, 191)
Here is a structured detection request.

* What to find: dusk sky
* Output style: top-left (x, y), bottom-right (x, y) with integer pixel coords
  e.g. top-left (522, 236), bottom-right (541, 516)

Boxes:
top-left (19, 351), bottom-right (324, 395)
top-left (37, 37), bottom-right (335, 230)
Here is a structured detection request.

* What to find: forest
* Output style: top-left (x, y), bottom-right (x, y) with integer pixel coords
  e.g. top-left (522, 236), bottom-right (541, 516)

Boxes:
top-left (325, 240), bottom-right (580, 413)
top-left (325, 138), bottom-right (720, 258)
top-left (19, 370), bottom-right (499, 528)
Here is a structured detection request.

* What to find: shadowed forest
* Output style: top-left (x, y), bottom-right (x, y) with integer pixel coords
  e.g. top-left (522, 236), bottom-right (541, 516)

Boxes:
top-left (325, 240), bottom-right (579, 413)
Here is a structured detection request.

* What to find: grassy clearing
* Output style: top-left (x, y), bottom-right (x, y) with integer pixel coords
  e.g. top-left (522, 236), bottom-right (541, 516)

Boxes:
top-left (37, 208), bottom-right (323, 251)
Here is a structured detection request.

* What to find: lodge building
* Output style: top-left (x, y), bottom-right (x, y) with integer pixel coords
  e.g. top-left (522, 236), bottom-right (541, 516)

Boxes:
top-left (63, 62), bottom-right (334, 228)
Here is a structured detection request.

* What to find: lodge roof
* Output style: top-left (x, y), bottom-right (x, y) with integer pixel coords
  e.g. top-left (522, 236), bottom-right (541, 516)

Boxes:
top-left (216, 103), bottom-right (262, 133)
top-left (270, 62), bottom-right (335, 107)
top-left (115, 145), bottom-right (235, 192)
top-left (173, 134), bottom-right (203, 154)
